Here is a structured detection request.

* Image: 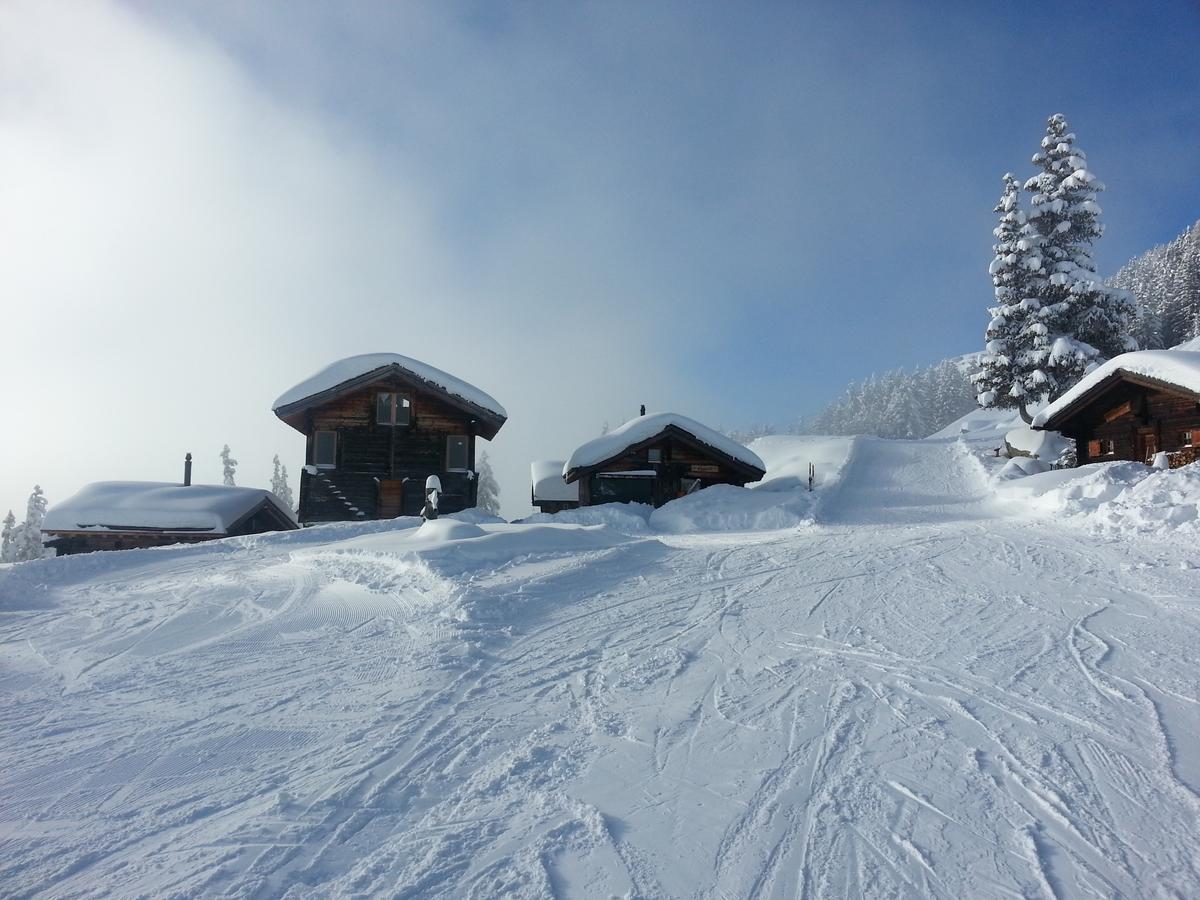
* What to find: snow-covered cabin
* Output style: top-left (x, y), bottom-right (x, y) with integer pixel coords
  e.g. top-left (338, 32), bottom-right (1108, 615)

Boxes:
top-left (563, 413), bottom-right (766, 508)
top-left (273, 354), bottom-right (507, 523)
top-left (42, 482), bottom-right (298, 555)
top-left (530, 460), bottom-right (580, 514)
top-left (1033, 350), bottom-right (1200, 468)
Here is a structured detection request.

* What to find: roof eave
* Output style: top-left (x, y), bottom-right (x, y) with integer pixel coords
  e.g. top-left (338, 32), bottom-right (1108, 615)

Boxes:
top-left (273, 363), bottom-right (507, 438)
top-left (1037, 369), bottom-right (1200, 431)
top-left (564, 424), bottom-right (765, 484)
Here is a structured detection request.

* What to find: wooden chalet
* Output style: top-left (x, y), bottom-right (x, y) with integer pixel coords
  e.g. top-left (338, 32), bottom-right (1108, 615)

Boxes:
top-left (1033, 350), bottom-right (1200, 468)
top-left (42, 480), bottom-right (298, 555)
top-left (273, 354), bottom-right (507, 523)
top-left (563, 412), bottom-right (766, 508)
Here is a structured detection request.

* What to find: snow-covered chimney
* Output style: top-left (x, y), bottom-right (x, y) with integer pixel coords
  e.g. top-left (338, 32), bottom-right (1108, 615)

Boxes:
top-left (184, 453), bottom-right (192, 487)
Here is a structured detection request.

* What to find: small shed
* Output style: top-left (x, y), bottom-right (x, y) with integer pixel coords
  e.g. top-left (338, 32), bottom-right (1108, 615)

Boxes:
top-left (42, 482), bottom-right (298, 555)
top-left (563, 412), bottom-right (766, 508)
top-left (273, 353), bottom-right (507, 523)
top-left (1033, 350), bottom-right (1200, 467)
top-left (530, 460), bottom-right (580, 514)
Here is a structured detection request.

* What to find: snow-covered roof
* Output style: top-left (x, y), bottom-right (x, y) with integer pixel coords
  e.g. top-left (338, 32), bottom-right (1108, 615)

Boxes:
top-left (530, 460), bottom-right (579, 503)
top-left (273, 353), bottom-right (507, 420)
top-left (564, 413), bottom-right (766, 479)
top-left (43, 482), bottom-right (298, 534)
top-left (1034, 350), bottom-right (1200, 428)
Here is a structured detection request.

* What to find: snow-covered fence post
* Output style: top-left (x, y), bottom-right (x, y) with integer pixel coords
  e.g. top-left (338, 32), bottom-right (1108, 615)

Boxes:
top-left (808, 463), bottom-right (815, 492)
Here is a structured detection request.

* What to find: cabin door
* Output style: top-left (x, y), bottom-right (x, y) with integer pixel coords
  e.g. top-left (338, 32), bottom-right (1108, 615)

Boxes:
top-left (1138, 429), bottom-right (1158, 464)
top-left (378, 479), bottom-right (404, 518)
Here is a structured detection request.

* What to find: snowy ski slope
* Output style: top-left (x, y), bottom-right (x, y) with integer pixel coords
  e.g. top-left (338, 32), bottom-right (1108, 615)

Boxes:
top-left (1, 436), bottom-right (1198, 897)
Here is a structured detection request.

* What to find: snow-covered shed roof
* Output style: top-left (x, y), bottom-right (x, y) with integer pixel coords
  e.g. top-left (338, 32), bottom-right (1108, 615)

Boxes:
top-left (273, 353), bottom-right (507, 437)
top-left (1034, 350), bottom-right (1200, 429)
top-left (564, 413), bottom-right (766, 482)
top-left (43, 482), bottom-right (298, 535)
top-left (531, 460), bottom-right (579, 503)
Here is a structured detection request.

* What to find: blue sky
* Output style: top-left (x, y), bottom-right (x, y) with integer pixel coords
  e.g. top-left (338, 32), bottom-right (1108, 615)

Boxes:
top-left (2, 1), bottom-right (1198, 517)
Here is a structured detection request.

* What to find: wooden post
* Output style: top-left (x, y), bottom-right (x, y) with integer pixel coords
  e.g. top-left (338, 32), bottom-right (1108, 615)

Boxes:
top-left (808, 462), bottom-right (814, 492)
top-left (184, 453), bottom-right (192, 487)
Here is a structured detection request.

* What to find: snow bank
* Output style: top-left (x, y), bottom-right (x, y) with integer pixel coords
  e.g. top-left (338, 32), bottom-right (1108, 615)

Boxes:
top-left (1033, 350), bottom-right (1200, 427)
top-left (997, 460), bottom-right (1200, 533)
top-left (531, 460), bottom-right (579, 503)
top-left (43, 482), bottom-right (296, 533)
top-left (565, 413), bottom-right (764, 476)
top-left (523, 502), bottom-right (652, 533)
top-left (273, 352), bottom-right (507, 418)
top-left (749, 435), bottom-right (853, 492)
top-left (1004, 424), bottom-right (1071, 461)
top-left (927, 407), bottom-right (1024, 442)
top-left (649, 484), bottom-right (818, 533)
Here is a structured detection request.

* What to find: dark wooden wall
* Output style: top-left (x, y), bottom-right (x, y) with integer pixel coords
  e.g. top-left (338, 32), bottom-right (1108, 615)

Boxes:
top-left (298, 380), bottom-right (482, 523)
top-left (577, 435), bottom-right (753, 508)
top-left (1066, 383), bottom-right (1200, 466)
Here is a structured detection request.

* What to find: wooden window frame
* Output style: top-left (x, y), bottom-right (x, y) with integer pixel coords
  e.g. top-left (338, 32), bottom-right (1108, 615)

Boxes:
top-left (446, 434), bottom-right (469, 471)
top-left (375, 392), bottom-right (412, 426)
top-left (1183, 430), bottom-right (1194, 448)
top-left (1098, 438), bottom-right (1115, 456)
top-left (647, 448), bottom-right (663, 464)
top-left (314, 430), bottom-right (337, 469)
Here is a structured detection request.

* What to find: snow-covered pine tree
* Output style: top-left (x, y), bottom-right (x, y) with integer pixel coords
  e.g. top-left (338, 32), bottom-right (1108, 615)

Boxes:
top-left (1, 509), bottom-right (15, 563)
top-left (974, 173), bottom-right (1050, 422)
top-left (1021, 115), bottom-right (1136, 380)
top-left (976, 117), bottom-right (1135, 422)
top-left (270, 455), bottom-right (295, 510)
top-left (10, 486), bottom-right (47, 562)
top-left (220, 445), bottom-right (238, 486)
top-left (475, 451), bottom-right (501, 515)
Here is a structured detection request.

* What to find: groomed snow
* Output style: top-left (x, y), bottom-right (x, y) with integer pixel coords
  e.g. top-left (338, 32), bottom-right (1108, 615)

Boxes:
top-left (3, 435), bottom-right (1199, 897)
top-left (1033, 350), bottom-right (1200, 427)
top-left (42, 482), bottom-right (297, 533)
top-left (564, 413), bottom-right (765, 477)
top-left (273, 353), bottom-right (507, 419)
top-left (531, 460), bottom-right (579, 503)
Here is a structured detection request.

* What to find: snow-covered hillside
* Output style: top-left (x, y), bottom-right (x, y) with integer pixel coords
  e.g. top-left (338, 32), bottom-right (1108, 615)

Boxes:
top-left (2, 436), bottom-right (1198, 897)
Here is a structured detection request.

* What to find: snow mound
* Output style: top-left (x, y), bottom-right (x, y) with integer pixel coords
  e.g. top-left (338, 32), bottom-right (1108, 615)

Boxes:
top-left (523, 502), bottom-right (652, 533)
top-left (650, 484), bottom-right (817, 533)
top-left (565, 413), bottom-right (764, 476)
top-left (927, 407), bottom-right (1024, 442)
top-left (994, 457), bottom-right (1052, 481)
top-left (447, 508), bottom-right (508, 526)
top-left (998, 460), bottom-right (1200, 533)
top-left (1004, 425), bottom-right (1071, 461)
top-left (43, 482), bottom-right (296, 533)
top-left (273, 352), bottom-right (507, 418)
top-left (749, 435), bottom-right (853, 492)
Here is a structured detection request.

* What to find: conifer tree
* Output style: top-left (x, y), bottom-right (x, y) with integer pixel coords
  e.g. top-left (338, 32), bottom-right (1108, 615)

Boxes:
top-left (220, 445), bottom-right (238, 486)
top-left (475, 451), bottom-right (501, 515)
top-left (976, 116), bottom-right (1135, 422)
top-left (1, 509), bottom-right (15, 563)
top-left (270, 455), bottom-right (295, 510)
top-left (10, 486), bottom-right (47, 562)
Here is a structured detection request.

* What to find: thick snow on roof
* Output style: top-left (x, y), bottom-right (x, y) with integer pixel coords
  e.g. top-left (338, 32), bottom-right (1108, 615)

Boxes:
top-left (1033, 350), bottom-right (1200, 427)
top-left (273, 353), bottom-right (507, 419)
top-left (530, 461), bottom-right (579, 503)
top-left (44, 482), bottom-right (296, 534)
top-left (565, 413), bottom-right (765, 476)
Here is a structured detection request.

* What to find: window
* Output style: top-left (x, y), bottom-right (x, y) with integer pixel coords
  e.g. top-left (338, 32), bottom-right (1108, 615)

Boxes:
top-left (447, 435), bottom-right (469, 470)
top-left (314, 431), bottom-right (337, 468)
top-left (647, 448), bottom-right (662, 464)
top-left (1183, 431), bottom-right (1194, 448)
top-left (376, 392), bottom-right (411, 425)
top-left (1099, 438), bottom-right (1115, 456)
